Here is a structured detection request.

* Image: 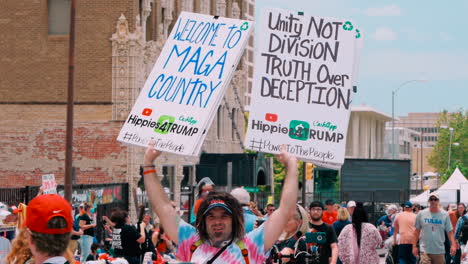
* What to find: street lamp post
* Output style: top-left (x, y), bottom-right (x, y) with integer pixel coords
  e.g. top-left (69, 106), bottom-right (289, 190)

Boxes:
top-left (440, 125), bottom-right (455, 170)
top-left (448, 127), bottom-right (454, 169)
top-left (392, 80), bottom-right (426, 159)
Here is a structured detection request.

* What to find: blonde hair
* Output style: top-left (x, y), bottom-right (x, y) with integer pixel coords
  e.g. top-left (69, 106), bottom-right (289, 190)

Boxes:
top-left (337, 207), bottom-right (350, 221)
top-left (6, 228), bottom-right (32, 264)
top-left (6, 228), bottom-right (75, 264)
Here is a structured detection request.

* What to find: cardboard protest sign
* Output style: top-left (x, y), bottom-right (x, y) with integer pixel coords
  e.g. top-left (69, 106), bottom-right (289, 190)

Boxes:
top-left (304, 27), bottom-right (364, 170)
top-left (42, 174), bottom-right (57, 194)
top-left (245, 8), bottom-right (361, 169)
top-left (118, 12), bottom-right (253, 155)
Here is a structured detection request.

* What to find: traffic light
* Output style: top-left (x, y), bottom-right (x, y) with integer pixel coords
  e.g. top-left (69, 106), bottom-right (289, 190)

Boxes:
top-left (306, 163), bottom-right (314, 180)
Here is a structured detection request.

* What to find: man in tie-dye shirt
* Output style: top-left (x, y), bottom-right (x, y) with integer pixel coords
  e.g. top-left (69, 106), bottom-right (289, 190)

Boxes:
top-left (142, 141), bottom-right (298, 263)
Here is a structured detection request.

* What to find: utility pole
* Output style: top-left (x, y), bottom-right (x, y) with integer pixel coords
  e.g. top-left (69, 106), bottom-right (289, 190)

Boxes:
top-left (391, 80), bottom-right (426, 159)
top-left (420, 131), bottom-right (423, 190)
top-left (302, 162), bottom-right (306, 208)
top-left (65, 0), bottom-right (76, 202)
top-left (448, 128), bottom-right (454, 169)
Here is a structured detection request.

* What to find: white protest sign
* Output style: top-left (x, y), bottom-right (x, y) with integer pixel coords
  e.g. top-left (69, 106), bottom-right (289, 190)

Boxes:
top-left (118, 12), bottom-right (253, 155)
top-left (245, 8), bottom-right (360, 168)
top-left (307, 28), bottom-right (363, 170)
top-left (42, 174), bottom-right (57, 194)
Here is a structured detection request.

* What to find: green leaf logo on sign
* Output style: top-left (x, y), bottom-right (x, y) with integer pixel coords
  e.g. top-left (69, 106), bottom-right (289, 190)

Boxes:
top-left (240, 22), bottom-right (249, 31)
top-left (355, 29), bottom-right (361, 39)
top-left (343, 21), bottom-right (353, 31)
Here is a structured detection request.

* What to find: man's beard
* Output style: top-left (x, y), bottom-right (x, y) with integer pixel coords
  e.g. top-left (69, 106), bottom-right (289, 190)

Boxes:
top-left (311, 214), bottom-right (322, 221)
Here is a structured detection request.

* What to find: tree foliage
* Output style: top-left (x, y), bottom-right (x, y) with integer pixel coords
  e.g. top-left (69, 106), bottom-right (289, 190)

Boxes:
top-left (429, 109), bottom-right (467, 182)
top-left (264, 153), bottom-right (303, 204)
top-left (440, 161), bottom-right (468, 183)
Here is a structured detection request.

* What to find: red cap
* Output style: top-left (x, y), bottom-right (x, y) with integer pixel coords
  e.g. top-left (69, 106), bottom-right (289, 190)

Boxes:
top-left (26, 194), bottom-right (73, 234)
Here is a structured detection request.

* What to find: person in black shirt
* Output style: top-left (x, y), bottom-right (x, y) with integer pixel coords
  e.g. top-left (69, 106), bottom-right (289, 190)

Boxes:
top-left (137, 208), bottom-right (156, 258)
top-left (110, 209), bottom-right (146, 264)
top-left (308, 201), bottom-right (338, 264)
top-left (79, 203), bottom-right (96, 262)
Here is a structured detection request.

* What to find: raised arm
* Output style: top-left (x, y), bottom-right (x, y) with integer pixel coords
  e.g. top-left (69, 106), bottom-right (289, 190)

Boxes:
top-left (143, 141), bottom-right (180, 244)
top-left (263, 146), bottom-right (298, 251)
top-left (102, 215), bottom-right (115, 228)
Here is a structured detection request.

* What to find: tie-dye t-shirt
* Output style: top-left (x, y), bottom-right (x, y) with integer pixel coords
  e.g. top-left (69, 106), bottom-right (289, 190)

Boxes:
top-left (177, 220), bottom-right (268, 264)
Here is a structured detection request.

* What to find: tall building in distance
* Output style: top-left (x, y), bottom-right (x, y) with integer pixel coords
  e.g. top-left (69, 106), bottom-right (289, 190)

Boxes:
top-left (389, 112), bottom-right (443, 174)
top-left (384, 127), bottom-right (421, 161)
top-left (395, 113), bottom-right (441, 148)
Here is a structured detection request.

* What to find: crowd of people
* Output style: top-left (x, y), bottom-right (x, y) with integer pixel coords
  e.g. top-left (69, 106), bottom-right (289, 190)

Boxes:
top-left (1, 143), bottom-right (468, 264)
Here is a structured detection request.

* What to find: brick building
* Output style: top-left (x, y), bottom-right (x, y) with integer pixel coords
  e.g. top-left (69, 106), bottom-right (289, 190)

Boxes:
top-left (0, 0), bottom-right (254, 214)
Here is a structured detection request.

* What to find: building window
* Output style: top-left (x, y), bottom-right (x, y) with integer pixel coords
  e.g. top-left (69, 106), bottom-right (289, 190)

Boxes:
top-left (48, 0), bottom-right (71, 35)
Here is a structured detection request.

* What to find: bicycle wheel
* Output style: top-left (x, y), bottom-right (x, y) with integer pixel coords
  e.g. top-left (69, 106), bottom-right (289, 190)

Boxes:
top-left (385, 253), bottom-right (394, 264)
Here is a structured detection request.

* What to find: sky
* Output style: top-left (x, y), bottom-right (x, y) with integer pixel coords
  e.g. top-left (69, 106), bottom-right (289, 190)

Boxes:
top-left (254, 0), bottom-right (468, 117)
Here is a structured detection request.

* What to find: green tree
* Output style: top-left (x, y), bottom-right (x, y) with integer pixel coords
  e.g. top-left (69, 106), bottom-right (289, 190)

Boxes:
top-left (440, 161), bottom-right (468, 183)
top-left (429, 109), bottom-right (467, 183)
top-left (259, 153), bottom-right (303, 204)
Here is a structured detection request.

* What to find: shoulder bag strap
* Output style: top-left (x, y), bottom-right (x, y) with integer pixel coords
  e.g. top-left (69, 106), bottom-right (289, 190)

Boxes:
top-left (189, 239), bottom-right (204, 260)
top-left (236, 240), bottom-right (250, 264)
top-left (206, 239), bottom-right (233, 264)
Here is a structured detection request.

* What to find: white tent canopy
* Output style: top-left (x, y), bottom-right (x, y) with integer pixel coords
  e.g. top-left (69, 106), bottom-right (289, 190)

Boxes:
top-left (429, 168), bottom-right (467, 205)
top-left (410, 190), bottom-right (430, 206)
top-left (437, 167), bottom-right (467, 190)
top-left (410, 168), bottom-right (467, 206)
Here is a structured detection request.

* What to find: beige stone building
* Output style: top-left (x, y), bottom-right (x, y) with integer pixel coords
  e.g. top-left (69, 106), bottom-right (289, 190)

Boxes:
top-left (345, 105), bottom-right (392, 159)
top-left (0, 0), bottom-right (254, 215)
top-left (394, 112), bottom-right (441, 173)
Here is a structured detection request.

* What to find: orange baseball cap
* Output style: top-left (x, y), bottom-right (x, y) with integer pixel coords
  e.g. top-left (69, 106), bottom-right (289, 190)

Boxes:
top-left (26, 194), bottom-right (73, 234)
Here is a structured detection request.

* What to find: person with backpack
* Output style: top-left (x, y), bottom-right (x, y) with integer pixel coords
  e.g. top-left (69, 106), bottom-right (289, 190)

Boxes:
top-left (454, 203), bottom-right (468, 263)
top-left (142, 141), bottom-right (298, 263)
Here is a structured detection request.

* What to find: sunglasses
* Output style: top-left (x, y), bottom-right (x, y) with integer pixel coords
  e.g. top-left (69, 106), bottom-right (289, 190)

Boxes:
top-left (429, 198), bottom-right (439, 201)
